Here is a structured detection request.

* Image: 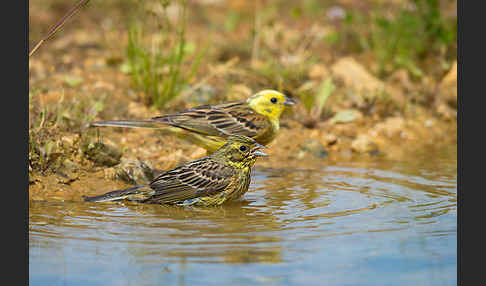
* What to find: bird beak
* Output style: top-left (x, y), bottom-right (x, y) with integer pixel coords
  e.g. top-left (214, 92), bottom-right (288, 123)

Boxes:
top-left (253, 150), bottom-right (268, 157)
top-left (283, 96), bottom-right (296, 106)
top-left (251, 143), bottom-right (268, 157)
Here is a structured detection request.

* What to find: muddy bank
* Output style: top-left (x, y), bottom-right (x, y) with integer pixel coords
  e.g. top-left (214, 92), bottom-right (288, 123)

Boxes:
top-left (29, 0), bottom-right (457, 202)
top-left (28, 105), bottom-right (456, 202)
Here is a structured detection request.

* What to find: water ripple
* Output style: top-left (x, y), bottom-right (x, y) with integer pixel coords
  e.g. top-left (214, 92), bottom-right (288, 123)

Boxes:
top-left (30, 149), bottom-right (457, 286)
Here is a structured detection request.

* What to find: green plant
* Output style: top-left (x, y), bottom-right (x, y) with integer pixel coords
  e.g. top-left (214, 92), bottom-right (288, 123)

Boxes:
top-left (28, 94), bottom-right (65, 173)
top-left (368, 0), bottom-right (456, 78)
top-left (340, 0), bottom-right (456, 78)
top-left (125, 0), bottom-right (206, 109)
top-left (224, 11), bottom-right (242, 32)
top-left (254, 55), bottom-right (319, 92)
top-left (299, 77), bottom-right (336, 127)
top-left (28, 91), bottom-right (106, 173)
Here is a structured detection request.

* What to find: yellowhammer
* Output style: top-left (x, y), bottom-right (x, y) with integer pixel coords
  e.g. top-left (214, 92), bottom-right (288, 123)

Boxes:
top-left (83, 135), bottom-right (267, 206)
top-left (89, 90), bottom-right (295, 153)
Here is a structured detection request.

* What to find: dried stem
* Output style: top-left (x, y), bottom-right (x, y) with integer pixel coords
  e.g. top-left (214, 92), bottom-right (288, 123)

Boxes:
top-left (251, 0), bottom-right (262, 66)
top-left (29, 0), bottom-right (91, 57)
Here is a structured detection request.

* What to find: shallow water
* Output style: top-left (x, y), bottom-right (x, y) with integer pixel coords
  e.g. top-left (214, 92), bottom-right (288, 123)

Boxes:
top-left (29, 144), bottom-right (457, 286)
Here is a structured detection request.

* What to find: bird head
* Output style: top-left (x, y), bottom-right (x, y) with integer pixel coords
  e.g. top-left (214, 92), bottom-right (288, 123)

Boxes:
top-left (213, 135), bottom-right (268, 167)
top-left (246, 90), bottom-right (296, 122)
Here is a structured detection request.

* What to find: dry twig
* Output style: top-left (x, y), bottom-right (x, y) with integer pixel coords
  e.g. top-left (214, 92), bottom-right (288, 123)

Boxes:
top-left (29, 0), bottom-right (91, 57)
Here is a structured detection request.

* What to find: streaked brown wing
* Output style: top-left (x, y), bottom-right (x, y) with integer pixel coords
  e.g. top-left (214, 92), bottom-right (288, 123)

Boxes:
top-left (151, 102), bottom-right (271, 139)
top-left (145, 157), bottom-right (234, 204)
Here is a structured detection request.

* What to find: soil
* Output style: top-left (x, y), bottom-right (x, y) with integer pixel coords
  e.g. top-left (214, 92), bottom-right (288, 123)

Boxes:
top-left (28, 0), bottom-right (457, 202)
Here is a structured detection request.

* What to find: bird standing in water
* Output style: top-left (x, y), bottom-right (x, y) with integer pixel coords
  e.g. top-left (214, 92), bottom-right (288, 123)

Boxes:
top-left (83, 135), bottom-right (268, 206)
top-left (89, 90), bottom-right (295, 153)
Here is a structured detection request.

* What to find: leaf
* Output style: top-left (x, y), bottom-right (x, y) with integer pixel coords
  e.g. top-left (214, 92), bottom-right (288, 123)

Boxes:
top-left (120, 61), bottom-right (132, 74)
top-left (298, 93), bottom-right (315, 113)
top-left (324, 32), bottom-right (340, 45)
top-left (183, 42), bottom-right (196, 54)
top-left (315, 77), bottom-right (335, 114)
top-left (93, 101), bottom-right (104, 112)
top-left (62, 75), bottom-right (84, 87)
top-left (330, 109), bottom-right (359, 124)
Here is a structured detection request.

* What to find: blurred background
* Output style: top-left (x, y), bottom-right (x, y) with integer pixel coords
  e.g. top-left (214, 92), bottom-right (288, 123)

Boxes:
top-left (29, 0), bottom-right (457, 177)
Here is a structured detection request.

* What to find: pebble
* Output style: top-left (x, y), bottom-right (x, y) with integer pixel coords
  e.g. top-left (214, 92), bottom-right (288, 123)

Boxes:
top-left (351, 134), bottom-right (379, 153)
top-left (322, 134), bottom-right (338, 146)
top-left (82, 141), bottom-right (122, 167)
top-left (372, 117), bottom-right (405, 138)
top-left (439, 61), bottom-right (457, 108)
top-left (109, 159), bottom-right (155, 185)
top-left (300, 139), bottom-right (329, 159)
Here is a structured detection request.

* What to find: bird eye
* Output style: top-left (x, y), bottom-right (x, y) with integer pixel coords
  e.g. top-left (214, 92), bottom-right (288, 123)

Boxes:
top-left (239, 145), bottom-right (247, 152)
top-left (270, 97), bottom-right (277, 104)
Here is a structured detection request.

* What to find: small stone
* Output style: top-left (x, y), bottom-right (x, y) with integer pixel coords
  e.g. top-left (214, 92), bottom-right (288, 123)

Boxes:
top-left (322, 134), bottom-right (338, 146)
top-left (62, 159), bottom-right (78, 171)
top-left (310, 130), bottom-right (320, 138)
top-left (82, 141), bottom-right (122, 167)
top-left (330, 57), bottom-right (384, 96)
top-left (438, 61), bottom-right (457, 108)
top-left (296, 150), bottom-right (306, 160)
top-left (300, 139), bottom-right (329, 159)
top-left (436, 102), bottom-right (456, 120)
top-left (351, 134), bottom-right (378, 153)
top-left (330, 57), bottom-right (402, 104)
top-left (103, 167), bottom-right (117, 180)
top-left (372, 117), bottom-right (405, 138)
top-left (388, 69), bottom-right (414, 91)
top-left (109, 159), bottom-right (155, 185)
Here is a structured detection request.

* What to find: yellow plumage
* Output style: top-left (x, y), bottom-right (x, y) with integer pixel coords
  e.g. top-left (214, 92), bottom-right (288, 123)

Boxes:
top-left (83, 135), bottom-right (268, 206)
top-left (90, 90), bottom-right (295, 153)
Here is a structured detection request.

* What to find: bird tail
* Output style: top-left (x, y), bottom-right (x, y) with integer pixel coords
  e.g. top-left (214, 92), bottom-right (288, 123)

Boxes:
top-left (89, 119), bottom-right (162, 129)
top-left (83, 185), bottom-right (153, 203)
